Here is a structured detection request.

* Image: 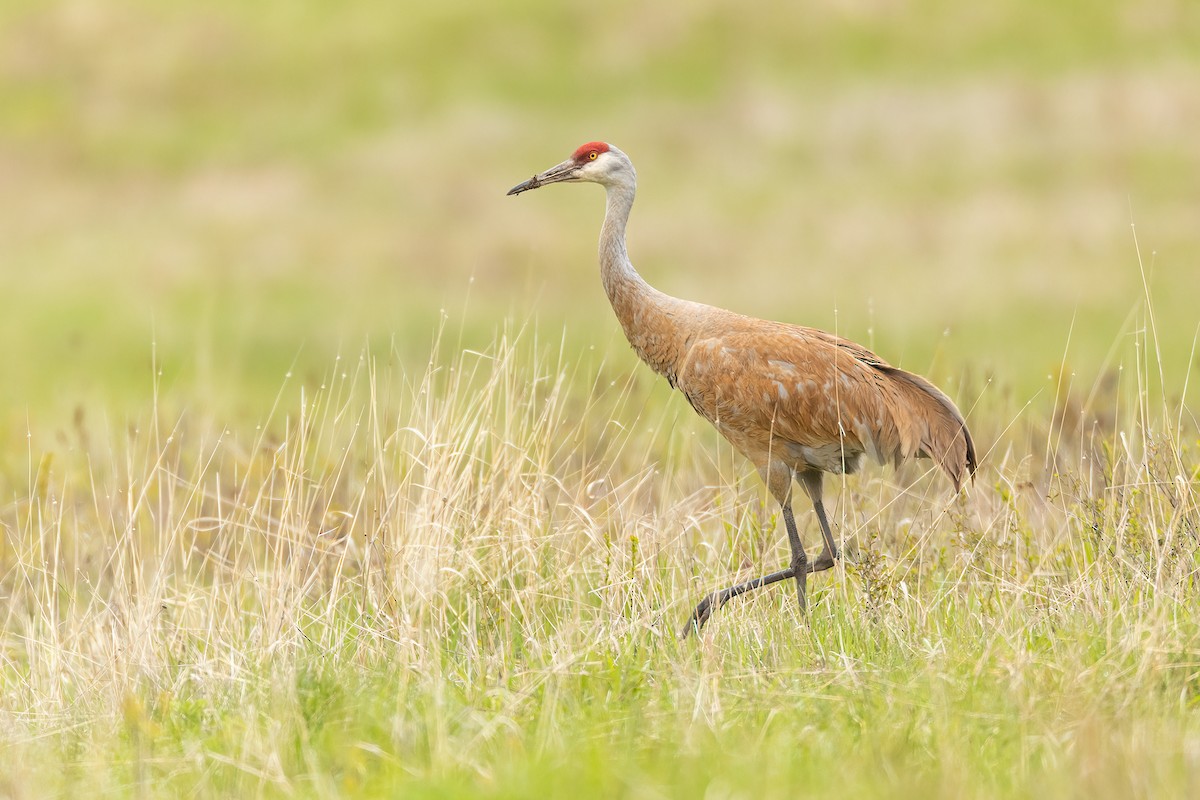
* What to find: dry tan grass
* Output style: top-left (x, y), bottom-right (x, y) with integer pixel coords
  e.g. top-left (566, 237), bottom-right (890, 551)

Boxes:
top-left (0, 303), bottom-right (1196, 795)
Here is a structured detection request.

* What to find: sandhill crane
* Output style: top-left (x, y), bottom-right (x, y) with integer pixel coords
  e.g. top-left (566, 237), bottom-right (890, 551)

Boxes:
top-left (508, 142), bottom-right (976, 636)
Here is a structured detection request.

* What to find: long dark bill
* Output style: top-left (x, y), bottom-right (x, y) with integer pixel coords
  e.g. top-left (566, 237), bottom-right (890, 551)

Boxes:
top-left (506, 176), bottom-right (542, 196)
top-left (506, 159), bottom-right (578, 196)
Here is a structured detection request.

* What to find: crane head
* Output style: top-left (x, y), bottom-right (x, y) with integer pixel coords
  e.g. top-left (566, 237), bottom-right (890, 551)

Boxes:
top-left (506, 142), bottom-right (631, 196)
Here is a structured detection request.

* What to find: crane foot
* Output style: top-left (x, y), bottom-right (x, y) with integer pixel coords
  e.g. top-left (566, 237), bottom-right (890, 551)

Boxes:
top-left (679, 592), bottom-right (721, 639)
top-left (807, 549), bottom-right (840, 573)
top-left (679, 566), bottom-right (797, 639)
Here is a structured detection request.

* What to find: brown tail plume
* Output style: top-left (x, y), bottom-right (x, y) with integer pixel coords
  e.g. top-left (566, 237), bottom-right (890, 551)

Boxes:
top-left (883, 367), bottom-right (977, 491)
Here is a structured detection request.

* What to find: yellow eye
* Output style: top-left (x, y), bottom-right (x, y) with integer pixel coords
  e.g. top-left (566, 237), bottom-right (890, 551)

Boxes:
top-left (588, 151), bottom-right (598, 160)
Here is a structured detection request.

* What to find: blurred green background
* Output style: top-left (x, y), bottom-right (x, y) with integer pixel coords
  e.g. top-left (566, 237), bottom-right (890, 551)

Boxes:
top-left (2, 0), bottom-right (1198, 424)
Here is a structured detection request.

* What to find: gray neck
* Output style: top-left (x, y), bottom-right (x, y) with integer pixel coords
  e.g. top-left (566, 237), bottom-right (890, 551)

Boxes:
top-left (599, 181), bottom-right (646, 300)
top-left (598, 180), bottom-right (689, 380)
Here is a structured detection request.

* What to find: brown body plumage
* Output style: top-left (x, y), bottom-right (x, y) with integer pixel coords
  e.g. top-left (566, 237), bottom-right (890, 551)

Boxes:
top-left (509, 142), bottom-right (976, 634)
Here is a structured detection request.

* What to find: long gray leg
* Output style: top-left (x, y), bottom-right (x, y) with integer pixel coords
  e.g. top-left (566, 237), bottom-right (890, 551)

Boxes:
top-left (680, 500), bottom-right (814, 638)
top-left (798, 470), bottom-right (840, 572)
top-left (680, 565), bottom-right (796, 636)
top-left (781, 503), bottom-right (809, 612)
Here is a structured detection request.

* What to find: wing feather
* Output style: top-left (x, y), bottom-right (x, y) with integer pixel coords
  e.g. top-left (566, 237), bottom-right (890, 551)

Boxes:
top-left (675, 316), bottom-right (975, 488)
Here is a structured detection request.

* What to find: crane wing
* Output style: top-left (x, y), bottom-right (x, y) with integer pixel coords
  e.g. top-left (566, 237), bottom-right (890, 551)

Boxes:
top-left (675, 318), bottom-right (976, 489)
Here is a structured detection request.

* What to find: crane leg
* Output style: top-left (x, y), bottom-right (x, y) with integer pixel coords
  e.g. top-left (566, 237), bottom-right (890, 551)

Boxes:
top-left (781, 503), bottom-right (809, 613)
top-left (798, 470), bottom-right (841, 570)
top-left (679, 565), bottom-right (796, 637)
top-left (681, 465), bottom-right (853, 638)
top-left (680, 501), bottom-right (818, 638)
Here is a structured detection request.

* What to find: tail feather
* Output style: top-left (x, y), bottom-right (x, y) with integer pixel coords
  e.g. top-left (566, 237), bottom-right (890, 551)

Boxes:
top-left (882, 367), bottom-right (977, 491)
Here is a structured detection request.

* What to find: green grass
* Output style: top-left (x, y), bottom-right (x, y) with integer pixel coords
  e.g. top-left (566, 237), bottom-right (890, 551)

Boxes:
top-left (2, 321), bottom-right (1198, 798)
top-left (2, 1), bottom-right (1200, 797)
top-left (2, 0), bottom-right (1199, 415)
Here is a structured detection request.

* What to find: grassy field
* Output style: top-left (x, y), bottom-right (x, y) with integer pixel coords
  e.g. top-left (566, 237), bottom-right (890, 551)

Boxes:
top-left (2, 0), bottom-right (1200, 797)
